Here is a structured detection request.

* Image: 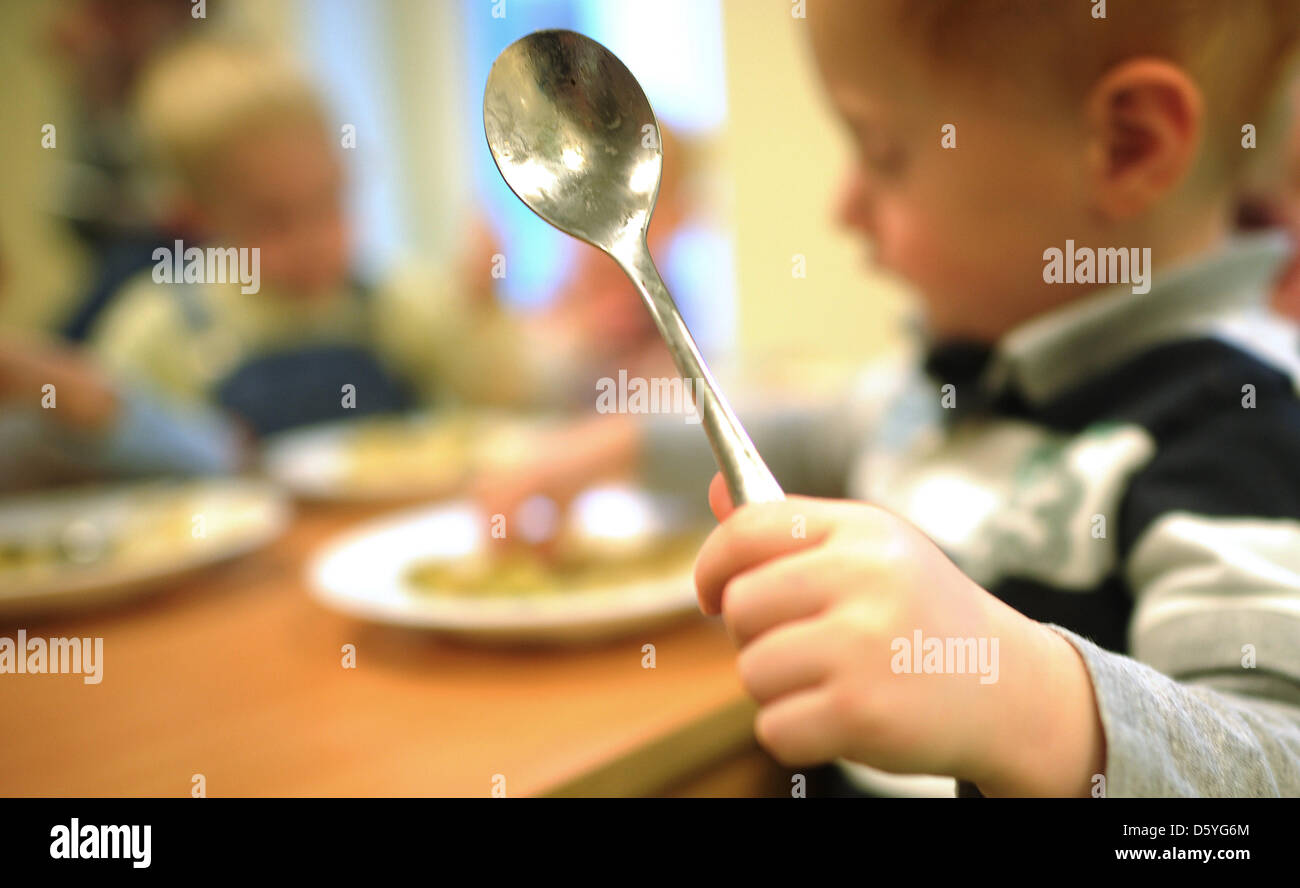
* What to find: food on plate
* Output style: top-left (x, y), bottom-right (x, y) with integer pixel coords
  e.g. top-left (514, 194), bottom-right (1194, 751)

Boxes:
top-left (277, 412), bottom-right (554, 499)
top-left (0, 486), bottom-right (206, 589)
top-left (405, 531), bottom-right (704, 597)
top-left (342, 416), bottom-right (478, 492)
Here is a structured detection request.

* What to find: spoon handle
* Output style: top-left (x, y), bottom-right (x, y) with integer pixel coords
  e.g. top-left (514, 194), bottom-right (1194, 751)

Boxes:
top-left (614, 240), bottom-right (785, 507)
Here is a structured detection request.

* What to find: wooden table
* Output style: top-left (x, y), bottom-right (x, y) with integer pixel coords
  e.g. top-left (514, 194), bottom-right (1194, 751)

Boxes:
top-left (0, 504), bottom-right (775, 797)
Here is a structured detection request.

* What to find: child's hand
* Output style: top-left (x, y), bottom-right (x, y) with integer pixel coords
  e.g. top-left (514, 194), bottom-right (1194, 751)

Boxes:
top-left (694, 472), bottom-right (1105, 795)
top-left (467, 415), bottom-right (641, 544)
top-left (0, 336), bottom-right (119, 431)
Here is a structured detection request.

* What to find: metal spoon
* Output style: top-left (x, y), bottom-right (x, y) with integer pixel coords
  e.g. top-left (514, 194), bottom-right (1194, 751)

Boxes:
top-left (483, 29), bottom-right (784, 506)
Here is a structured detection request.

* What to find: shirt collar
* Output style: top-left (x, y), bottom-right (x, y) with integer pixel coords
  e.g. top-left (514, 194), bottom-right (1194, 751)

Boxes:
top-left (922, 232), bottom-right (1294, 407)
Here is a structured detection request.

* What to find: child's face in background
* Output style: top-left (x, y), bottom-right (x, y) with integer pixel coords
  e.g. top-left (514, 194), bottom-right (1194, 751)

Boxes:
top-left (809, 1), bottom-right (1102, 342)
top-left (202, 116), bottom-right (352, 301)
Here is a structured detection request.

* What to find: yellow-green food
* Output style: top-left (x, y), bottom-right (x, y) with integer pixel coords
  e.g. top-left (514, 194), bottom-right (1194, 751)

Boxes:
top-left (343, 418), bottom-right (477, 491)
top-left (406, 533), bottom-right (704, 597)
top-left (0, 495), bottom-right (197, 586)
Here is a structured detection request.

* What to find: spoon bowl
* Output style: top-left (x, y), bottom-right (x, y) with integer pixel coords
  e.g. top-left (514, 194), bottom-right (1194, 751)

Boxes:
top-left (483, 29), bottom-right (660, 253)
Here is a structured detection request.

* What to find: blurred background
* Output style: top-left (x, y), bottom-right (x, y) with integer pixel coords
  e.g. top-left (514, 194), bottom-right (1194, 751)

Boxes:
top-left (1, 0), bottom-right (1298, 800)
top-left (0, 0), bottom-right (911, 367)
top-left (0, 0), bottom-right (924, 798)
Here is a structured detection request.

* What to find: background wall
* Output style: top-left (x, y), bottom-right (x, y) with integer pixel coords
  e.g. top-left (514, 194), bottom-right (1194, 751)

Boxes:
top-left (718, 0), bottom-right (908, 368)
top-left (0, 1), bottom-right (84, 330)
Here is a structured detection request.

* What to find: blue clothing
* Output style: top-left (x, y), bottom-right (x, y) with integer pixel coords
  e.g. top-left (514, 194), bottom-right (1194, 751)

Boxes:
top-left (175, 279), bottom-right (417, 437)
top-left (213, 343), bottom-right (415, 437)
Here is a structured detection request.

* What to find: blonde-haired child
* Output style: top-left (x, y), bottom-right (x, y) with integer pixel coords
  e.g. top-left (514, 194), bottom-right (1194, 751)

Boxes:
top-left (93, 40), bottom-right (547, 438)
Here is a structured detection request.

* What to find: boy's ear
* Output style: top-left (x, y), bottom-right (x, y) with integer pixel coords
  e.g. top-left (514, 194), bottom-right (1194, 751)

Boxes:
top-left (1084, 58), bottom-right (1204, 220)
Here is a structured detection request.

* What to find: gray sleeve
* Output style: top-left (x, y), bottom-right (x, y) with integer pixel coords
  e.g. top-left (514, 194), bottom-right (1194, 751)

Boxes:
top-left (1047, 623), bottom-right (1300, 797)
top-left (1041, 509), bottom-right (1300, 797)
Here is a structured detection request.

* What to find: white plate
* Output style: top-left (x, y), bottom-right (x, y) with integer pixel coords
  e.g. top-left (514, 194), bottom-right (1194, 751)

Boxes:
top-left (835, 761), bottom-right (958, 798)
top-left (0, 478), bottom-right (290, 616)
top-left (261, 411), bottom-right (560, 503)
top-left (309, 486), bottom-right (707, 643)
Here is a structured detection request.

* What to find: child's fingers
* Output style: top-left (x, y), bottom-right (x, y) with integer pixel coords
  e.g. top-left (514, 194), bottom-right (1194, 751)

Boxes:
top-left (694, 497), bottom-right (839, 615)
top-left (721, 545), bottom-right (839, 646)
top-left (753, 686), bottom-right (844, 767)
top-left (735, 614), bottom-right (833, 703)
top-left (707, 471), bottom-right (734, 522)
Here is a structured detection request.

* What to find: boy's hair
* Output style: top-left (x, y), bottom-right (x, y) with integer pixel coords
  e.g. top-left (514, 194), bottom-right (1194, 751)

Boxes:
top-left (888, 0), bottom-right (1300, 177)
top-left (133, 40), bottom-right (330, 197)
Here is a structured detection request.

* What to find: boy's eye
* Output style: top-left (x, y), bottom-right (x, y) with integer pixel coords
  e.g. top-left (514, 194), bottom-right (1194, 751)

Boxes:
top-left (839, 113), bottom-right (907, 179)
top-left (861, 141), bottom-right (906, 177)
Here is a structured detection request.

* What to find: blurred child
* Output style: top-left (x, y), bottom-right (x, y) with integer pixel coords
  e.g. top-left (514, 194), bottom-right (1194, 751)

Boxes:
top-left (1271, 79), bottom-right (1300, 319)
top-left (487, 0), bottom-right (1300, 796)
top-left (529, 125), bottom-right (699, 402)
top-left (455, 123), bottom-right (712, 417)
top-left (1233, 69), bottom-right (1300, 320)
top-left (91, 41), bottom-right (546, 439)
